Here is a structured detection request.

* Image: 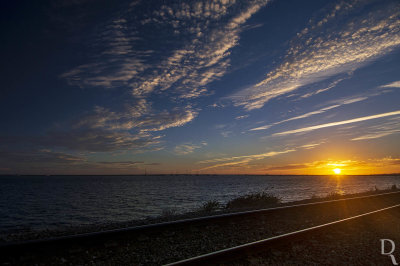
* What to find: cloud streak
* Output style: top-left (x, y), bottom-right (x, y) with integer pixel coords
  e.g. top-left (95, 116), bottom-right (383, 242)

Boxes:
top-left (174, 141), bottom-right (207, 155)
top-left (197, 149), bottom-right (296, 170)
top-left (380, 80), bottom-right (400, 88)
top-left (273, 110), bottom-right (400, 136)
top-left (250, 95), bottom-right (369, 131)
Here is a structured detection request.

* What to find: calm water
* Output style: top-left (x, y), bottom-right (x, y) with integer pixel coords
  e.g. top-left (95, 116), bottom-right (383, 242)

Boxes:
top-left (1, 175), bottom-right (399, 231)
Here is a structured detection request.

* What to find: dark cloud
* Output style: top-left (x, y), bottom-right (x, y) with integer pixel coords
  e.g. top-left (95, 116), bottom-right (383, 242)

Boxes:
top-left (264, 164), bottom-right (308, 171)
top-left (0, 149), bottom-right (84, 164)
top-left (38, 129), bottom-right (160, 152)
top-left (96, 161), bottom-right (144, 165)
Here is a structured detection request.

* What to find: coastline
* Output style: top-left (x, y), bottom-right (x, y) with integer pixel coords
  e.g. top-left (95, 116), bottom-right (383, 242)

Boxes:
top-left (2, 189), bottom-right (400, 265)
top-left (2, 186), bottom-right (398, 243)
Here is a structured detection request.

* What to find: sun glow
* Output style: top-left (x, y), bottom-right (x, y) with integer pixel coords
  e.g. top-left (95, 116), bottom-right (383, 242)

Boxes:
top-left (333, 168), bottom-right (342, 175)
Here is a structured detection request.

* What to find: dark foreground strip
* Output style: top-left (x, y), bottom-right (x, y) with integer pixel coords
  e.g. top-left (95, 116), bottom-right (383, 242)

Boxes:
top-left (165, 203), bottom-right (400, 265)
top-left (1, 191), bottom-right (400, 251)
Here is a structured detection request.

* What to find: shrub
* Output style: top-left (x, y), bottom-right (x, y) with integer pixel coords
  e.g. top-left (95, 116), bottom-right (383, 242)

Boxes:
top-left (324, 191), bottom-right (343, 200)
top-left (161, 208), bottom-right (177, 217)
top-left (310, 194), bottom-right (319, 200)
top-left (198, 200), bottom-right (221, 213)
top-left (226, 192), bottom-right (281, 210)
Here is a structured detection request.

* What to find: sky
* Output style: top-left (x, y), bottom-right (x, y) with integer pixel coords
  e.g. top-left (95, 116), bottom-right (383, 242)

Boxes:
top-left (1, 0), bottom-right (400, 175)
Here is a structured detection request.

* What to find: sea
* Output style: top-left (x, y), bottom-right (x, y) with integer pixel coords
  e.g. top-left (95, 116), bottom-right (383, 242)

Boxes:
top-left (0, 175), bottom-right (399, 232)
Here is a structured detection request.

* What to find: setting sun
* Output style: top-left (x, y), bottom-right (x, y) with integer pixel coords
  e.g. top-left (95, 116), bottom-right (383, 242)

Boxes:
top-left (333, 168), bottom-right (342, 175)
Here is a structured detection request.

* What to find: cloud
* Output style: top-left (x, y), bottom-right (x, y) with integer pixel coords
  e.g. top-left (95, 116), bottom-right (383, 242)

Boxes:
top-left (232, 0), bottom-right (400, 110)
top-left (264, 157), bottom-right (400, 172)
top-left (129, 0), bottom-right (270, 99)
top-left (235, 115), bottom-right (249, 120)
top-left (64, 104), bottom-right (196, 151)
top-left (38, 129), bottom-right (161, 152)
top-left (350, 116), bottom-right (400, 141)
top-left (351, 130), bottom-right (400, 141)
top-left (79, 104), bottom-right (197, 132)
top-left (0, 149), bottom-right (85, 164)
top-left (299, 77), bottom-right (347, 99)
top-left (0, 148), bottom-right (162, 174)
top-left (250, 105), bottom-right (340, 131)
top-left (61, 1), bottom-right (269, 99)
top-left (174, 141), bottom-right (207, 155)
top-left (197, 149), bottom-right (296, 170)
top-left (250, 95), bottom-right (370, 131)
top-left (75, 99), bottom-right (151, 130)
top-left (300, 142), bottom-right (325, 149)
top-left (380, 80), bottom-right (400, 88)
top-left (139, 108), bottom-right (198, 132)
top-left (58, 1), bottom-right (270, 153)
top-left (273, 110), bottom-right (400, 136)
top-left (95, 160), bottom-right (144, 166)
top-left (264, 164), bottom-right (308, 171)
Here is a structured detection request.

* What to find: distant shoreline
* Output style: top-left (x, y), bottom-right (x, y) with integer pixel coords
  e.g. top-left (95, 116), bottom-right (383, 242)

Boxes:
top-left (1, 173), bottom-right (400, 177)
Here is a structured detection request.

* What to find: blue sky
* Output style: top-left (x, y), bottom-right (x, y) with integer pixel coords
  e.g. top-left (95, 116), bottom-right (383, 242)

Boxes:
top-left (1, 0), bottom-right (400, 175)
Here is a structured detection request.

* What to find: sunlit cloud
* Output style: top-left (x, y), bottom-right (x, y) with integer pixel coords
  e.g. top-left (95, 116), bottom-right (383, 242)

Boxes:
top-left (235, 115), bottom-right (249, 120)
top-left (232, 0), bottom-right (400, 110)
top-left (380, 80), bottom-right (400, 88)
top-left (174, 142), bottom-right (207, 155)
top-left (62, 1), bottom-right (269, 99)
top-left (350, 116), bottom-right (400, 141)
top-left (197, 149), bottom-right (296, 170)
top-left (38, 129), bottom-right (162, 152)
top-left (59, 0), bottom-right (270, 153)
top-left (299, 77), bottom-right (347, 99)
top-left (250, 105), bottom-right (340, 131)
top-left (273, 110), bottom-right (400, 136)
top-left (264, 157), bottom-right (400, 174)
top-left (351, 130), bottom-right (400, 141)
top-left (300, 142), bottom-right (325, 149)
top-left (250, 95), bottom-right (369, 131)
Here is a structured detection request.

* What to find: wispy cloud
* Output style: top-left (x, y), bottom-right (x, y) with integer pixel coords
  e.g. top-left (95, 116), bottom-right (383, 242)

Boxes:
top-left (250, 105), bottom-right (340, 131)
top-left (197, 149), bottom-right (296, 170)
top-left (250, 95), bottom-right (369, 131)
top-left (232, 0), bottom-right (400, 110)
top-left (38, 129), bottom-right (162, 152)
top-left (0, 148), bottom-right (161, 174)
top-left (299, 77), bottom-right (347, 99)
top-left (300, 142), bottom-right (325, 149)
top-left (130, 0), bottom-right (270, 99)
top-left (139, 108), bottom-right (198, 132)
top-left (264, 157), bottom-right (400, 172)
top-left (273, 110), bottom-right (400, 136)
top-left (62, 1), bottom-right (269, 99)
top-left (59, 0), bottom-right (270, 152)
top-left (380, 80), bottom-right (400, 88)
top-left (235, 115), bottom-right (249, 120)
top-left (350, 116), bottom-right (400, 141)
top-left (67, 102), bottom-right (197, 151)
top-left (174, 141), bottom-right (207, 155)
top-left (351, 130), bottom-right (400, 141)
top-left (0, 149), bottom-right (85, 164)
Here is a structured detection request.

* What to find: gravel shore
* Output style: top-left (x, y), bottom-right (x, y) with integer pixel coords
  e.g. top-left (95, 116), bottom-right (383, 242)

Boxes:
top-left (236, 207), bottom-right (400, 265)
top-left (2, 192), bottom-right (400, 265)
